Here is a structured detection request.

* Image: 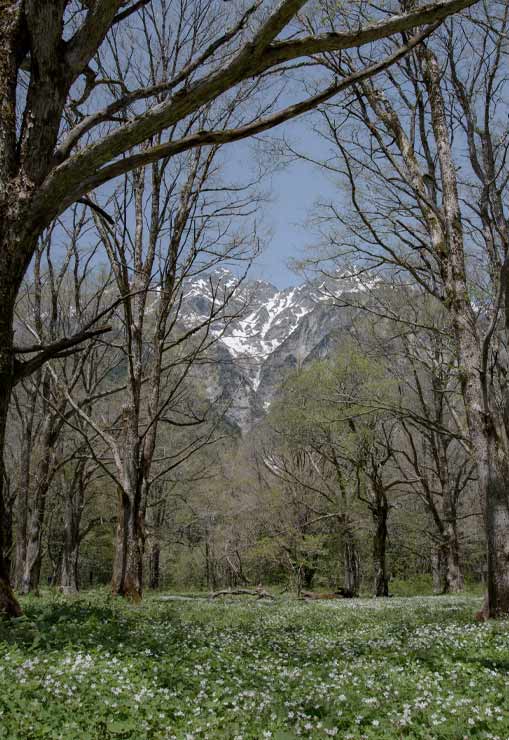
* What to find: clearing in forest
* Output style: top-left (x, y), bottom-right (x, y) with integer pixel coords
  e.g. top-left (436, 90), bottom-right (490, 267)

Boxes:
top-left (1, 592), bottom-right (508, 739)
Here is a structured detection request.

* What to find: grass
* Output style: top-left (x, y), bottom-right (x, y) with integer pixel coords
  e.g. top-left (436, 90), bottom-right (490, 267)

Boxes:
top-left (0, 590), bottom-right (508, 739)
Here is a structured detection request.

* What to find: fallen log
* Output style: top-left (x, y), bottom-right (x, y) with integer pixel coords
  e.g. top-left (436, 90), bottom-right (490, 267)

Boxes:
top-left (301, 588), bottom-right (355, 600)
top-left (208, 586), bottom-right (274, 601)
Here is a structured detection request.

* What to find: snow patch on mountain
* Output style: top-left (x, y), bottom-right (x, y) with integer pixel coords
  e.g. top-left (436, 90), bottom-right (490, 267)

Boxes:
top-left (179, 266), bottom-right (380, 403)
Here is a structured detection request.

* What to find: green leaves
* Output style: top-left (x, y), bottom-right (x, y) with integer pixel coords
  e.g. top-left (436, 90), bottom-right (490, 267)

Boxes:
top-left (1, 591), bottom-right (508, 738)
top-left (107, 720), bottom-right (139, 735)
top-left (269, 343), bottom-right (395, 449)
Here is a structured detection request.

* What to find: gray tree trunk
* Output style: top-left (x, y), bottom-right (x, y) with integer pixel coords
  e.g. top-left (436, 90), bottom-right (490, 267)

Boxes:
top-left (18, 395), bottom-right (60, 595)
top-left (343, 530), bottom-right (360, 597)
top-left (111, 490), bottom-right (144, 601)
top-left (431, 545), bottom-right (445, 594)
top-left (59, 477), bottom-right (84, 596)
top-left (148, 542), bottom-right (161, 591)
top-left (0, 278), bottom-right (22, 616)
top-left (442, 522), bottom-right (463, 594)
top-left (13, 406), bottom-right (34, 590)
top-left (420, 45), bottom-right (509, 616)
top-left (372, 502), bottom-right (389, 597)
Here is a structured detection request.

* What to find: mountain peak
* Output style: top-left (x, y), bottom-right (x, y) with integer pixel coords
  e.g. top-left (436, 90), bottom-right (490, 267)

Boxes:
top-left (179, 268), bottom-right (376, 431)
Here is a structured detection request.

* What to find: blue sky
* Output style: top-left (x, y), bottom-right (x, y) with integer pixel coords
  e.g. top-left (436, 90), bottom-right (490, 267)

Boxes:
top-left (225, 116), bottom-right (340, 289)
top-left (42, 107), bottom-right (342, 291)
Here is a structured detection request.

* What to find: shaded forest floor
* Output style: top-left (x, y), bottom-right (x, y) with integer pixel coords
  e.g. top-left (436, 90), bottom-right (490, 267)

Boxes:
top-left (0, 591), bottom-right (508, 739)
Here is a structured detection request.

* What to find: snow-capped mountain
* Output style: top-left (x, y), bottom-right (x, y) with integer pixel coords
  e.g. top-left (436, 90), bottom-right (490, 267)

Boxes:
top-left (179, 267), bottom-right (377, 432)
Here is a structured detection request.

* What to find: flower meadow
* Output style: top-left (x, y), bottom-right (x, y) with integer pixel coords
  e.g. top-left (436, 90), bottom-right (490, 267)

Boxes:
top-left (0, 592), bottom-right (508, 739)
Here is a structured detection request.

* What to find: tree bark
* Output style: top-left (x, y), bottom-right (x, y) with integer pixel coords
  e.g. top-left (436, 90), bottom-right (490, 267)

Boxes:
top-left (146, 492), bottom-right (165, 591)
top-left (20, 493), bottom-right (45, 595)
top-left (442, 521), bottom-right (463, 594)
top-left (482, 441), bottom-right (509, 616)
top-left (60, 540), bottom-right (80, 595)
top-left (419, 45), bottom-right (509, 616)
top-left (13, 413), bottom-right (32, 590)
top-left (59, 477), bottom-right (83, 596)
top-left (431, 544), bottom-right (445, 594)
top-left (2, 490), bottom-right (13, 579)
top-left (111, 489), bottom-right (143, 602)
top-left (205, 537), bottom-right (214, 591)
top-left (343, 529), bottom-right (360, 597)
top-left (428, 470), bottom-right (464, 595)
top-left (0, 290), bottom-right (21, 616)
top-left (372, 502), bottom-right (389, 597)
top-left (0, 1), bottom-right (70, 613)
top-left (18, 391), bottom-right (60, 595)
top-left (0, 155), bottom-right (52, 614)
top-left (148, 541), bottom-right (160, 591)
top-left (438, 438), bottom-right (464, 594)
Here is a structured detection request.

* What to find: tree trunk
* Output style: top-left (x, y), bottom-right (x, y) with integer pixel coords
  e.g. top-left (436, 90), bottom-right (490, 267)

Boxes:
top-left (442, 523), bottom-right (463, 594)
top-left (2, 487), bottom-right (13, 579)
top-left (60, 510), bottom-right (80, 596)
top-left (148, 541), bottom-right (160, 591)
top-left (111, 489), bottom-right (143, 602)
top-left (372, 503), bottom-right (389, 597)
top-left (205, 538), bottom-right (212, 590)
top-left (483, 440), bottom-right (509, 616)
top-left (13, 397), bottom-right (35, 590)
top-left (17, 377), bottom-right (60, 595)
top-left (0, 302), bottom-right (21, 616)
top-left (420, 45), bottom-right (509, 617)
top-left (14, 487), bottom-right (28, 591)
top-left (145, 492), bottom-right (164, 591)
top-left (431, 544), bottom-right (446, 594)
top-left (456, 377), bottom-right (509, 615)
top-left (19, 494), bottom-right (45, 595)
top-left (0, 554), bottom-right (20, 617)
top-left (59, 467), bottom-right (86, 596)
top-left (429, 497), bottom-right (463, 595)
top-left (0, 2), bottom-right (69, 616)
top-left (60, 542), bottom-right (79, 595)
top-left (438, 444), bottom-right (464, 594)
top-left (343, 530), bottom-right (360, 597)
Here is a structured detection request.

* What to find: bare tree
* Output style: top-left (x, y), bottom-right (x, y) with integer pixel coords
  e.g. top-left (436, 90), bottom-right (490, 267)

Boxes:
top-left (57, 459), bottom-right (95, 594)
top-left (295, 2), bottom-right (509, 616)
top-left (54, 360), bottom-right (117, 595)
top-left (0, 0), bottom-right (478, 616)
top-left (7, 222), bottom-right (112, 595)
top-left (54, 140), bottom-right (257, 601)
top-left (390, 311), bottom-right (474, 593)
top-left (344, 295), bottom-right (472, 592)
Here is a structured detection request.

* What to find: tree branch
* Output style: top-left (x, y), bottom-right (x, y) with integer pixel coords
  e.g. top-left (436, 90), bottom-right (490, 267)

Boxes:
top-left (14, 325), bottom-right (111, 381)
top-left (66, 1), bottom-right (124, 75)
top-left (260, 0), bottom-right (476, 69)
top-left (34, 0), bottom-right (476, 225)
top-left (47, 23), bottom-right (442, 209)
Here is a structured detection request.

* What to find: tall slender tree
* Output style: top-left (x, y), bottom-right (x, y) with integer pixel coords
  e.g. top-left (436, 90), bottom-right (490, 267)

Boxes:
top-left (298, 1), bottom-right (508, 614)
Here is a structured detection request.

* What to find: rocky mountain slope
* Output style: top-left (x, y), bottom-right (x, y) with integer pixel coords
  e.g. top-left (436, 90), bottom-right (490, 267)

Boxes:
top-left (179, 268), bottom-right (376, 432)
